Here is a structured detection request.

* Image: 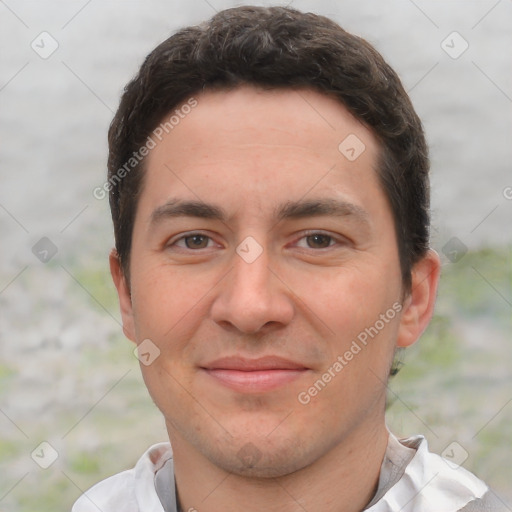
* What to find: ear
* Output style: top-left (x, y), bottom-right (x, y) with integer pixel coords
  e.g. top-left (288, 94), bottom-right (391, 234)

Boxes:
top-left (396, 249), bottom-right (441, 348)
top-left (109, 249), bottom-right (136, 343)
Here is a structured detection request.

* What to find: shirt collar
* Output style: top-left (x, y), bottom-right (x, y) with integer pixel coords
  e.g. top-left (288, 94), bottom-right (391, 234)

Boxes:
top-left (365, 433), bottom-right (488, 512)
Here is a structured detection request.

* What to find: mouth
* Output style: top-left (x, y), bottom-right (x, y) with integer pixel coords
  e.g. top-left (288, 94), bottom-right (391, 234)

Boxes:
top-left (200, 356), bottom-right (310, 393)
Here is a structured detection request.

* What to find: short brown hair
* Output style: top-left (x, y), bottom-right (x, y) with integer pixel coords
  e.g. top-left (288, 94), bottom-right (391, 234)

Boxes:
top-left (108, 5), bottom-right (430, 292)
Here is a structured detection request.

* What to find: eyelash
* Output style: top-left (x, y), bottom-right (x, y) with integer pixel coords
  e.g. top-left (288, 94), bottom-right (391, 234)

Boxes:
top-left (168, 230), bottom-right (345, 251)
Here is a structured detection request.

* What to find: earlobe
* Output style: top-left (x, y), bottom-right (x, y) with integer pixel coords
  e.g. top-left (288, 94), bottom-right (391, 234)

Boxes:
top-left (396, 249), bottom-right (441, 348)
top-left (109, 249), bottom-right (136, 343)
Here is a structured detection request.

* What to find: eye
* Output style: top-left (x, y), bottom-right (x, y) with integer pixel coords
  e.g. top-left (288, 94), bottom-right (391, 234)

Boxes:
top-left (172, 233), bottom-right (215, 250)
top-left (295, 232), bottom-right (339, 249)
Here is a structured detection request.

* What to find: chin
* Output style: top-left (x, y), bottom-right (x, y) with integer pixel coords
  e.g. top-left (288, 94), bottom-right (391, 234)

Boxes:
top-left (203, 434), bottom-right (318, 479)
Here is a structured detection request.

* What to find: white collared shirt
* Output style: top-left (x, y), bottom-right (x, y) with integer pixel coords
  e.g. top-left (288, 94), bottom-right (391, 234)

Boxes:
top-left (71, 434), bottom-right (502, 512)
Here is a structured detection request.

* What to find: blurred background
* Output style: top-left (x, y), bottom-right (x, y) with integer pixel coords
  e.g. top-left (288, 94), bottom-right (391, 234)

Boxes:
top-left (0, 0), bottom-right (511, 510)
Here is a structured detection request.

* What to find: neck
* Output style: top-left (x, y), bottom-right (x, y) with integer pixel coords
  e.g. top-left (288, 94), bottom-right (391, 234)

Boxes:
top-left (170, 420), bottom-right (389, 512)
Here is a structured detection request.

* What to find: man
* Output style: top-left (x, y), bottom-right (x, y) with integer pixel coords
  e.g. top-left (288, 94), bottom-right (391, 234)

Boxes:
top-left (73, 5), bottom-right (503, 511)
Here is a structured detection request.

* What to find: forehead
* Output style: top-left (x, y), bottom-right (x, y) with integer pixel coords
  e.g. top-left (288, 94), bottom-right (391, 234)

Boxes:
top-left (151, 86), bottom-right (376, 157)
top-left (139, 86), bottom-right (387, 224)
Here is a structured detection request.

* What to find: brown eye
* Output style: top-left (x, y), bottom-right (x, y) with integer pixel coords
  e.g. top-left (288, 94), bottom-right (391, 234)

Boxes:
top-left (306, 234), bottom-right (333, 249)
top-left (183, 235), bottom-right (210, 249)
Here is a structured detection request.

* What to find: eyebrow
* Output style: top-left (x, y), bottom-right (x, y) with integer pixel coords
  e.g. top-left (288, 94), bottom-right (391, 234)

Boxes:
top-left (274, 198), bottom-right (369, 225)
top-left (150, 197), bottom-right (370, 227)
top-left (150, 199), bottom-right (226, 225)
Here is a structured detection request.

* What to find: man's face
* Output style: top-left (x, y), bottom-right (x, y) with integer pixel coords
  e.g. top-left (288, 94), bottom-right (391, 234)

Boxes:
top-left (115, 86), bottom-right (414, 477)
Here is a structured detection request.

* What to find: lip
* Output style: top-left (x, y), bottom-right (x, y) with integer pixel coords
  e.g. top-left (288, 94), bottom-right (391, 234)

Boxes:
top-left (202, 356), bottom-right (309, 371)
top-left (200, 356), bottom-right (310, 393)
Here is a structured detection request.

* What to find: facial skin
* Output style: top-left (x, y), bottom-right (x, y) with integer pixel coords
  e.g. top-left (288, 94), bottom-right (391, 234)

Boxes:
top-left (111, 86), bottom-right (440, 512)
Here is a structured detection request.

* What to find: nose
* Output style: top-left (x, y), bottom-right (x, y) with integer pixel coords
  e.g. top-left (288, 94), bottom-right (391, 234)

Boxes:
top-left (210, 242), bottom-right (295, 334)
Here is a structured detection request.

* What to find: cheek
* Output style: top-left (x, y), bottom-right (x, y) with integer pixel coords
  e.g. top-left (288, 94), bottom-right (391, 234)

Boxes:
top-left (291, 264), bottom-right (397, 331)
top-left (130, 261), bottom-right (210, 344)
top-left (285, 262), bottom-right (402, 379)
